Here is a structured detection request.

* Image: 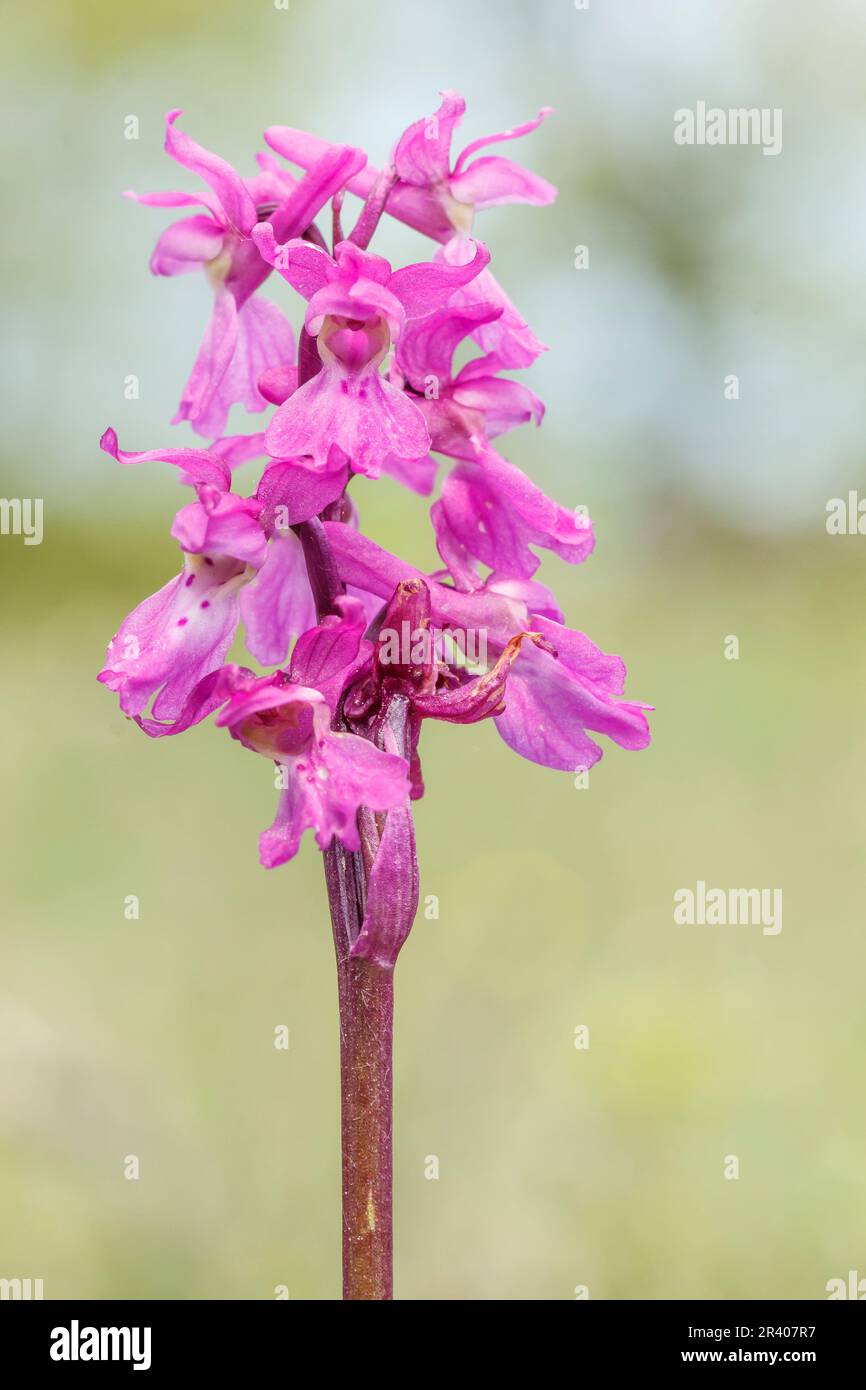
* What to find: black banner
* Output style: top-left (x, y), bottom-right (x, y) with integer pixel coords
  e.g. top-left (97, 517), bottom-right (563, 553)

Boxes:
top-left (0, 1299), bottom-right (861, 1373)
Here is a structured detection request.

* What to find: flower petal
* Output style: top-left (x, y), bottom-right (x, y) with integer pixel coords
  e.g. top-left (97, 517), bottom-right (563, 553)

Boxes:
top-left (269, 145), bottom-right (368, 242)
top-left (171, 489), bottom-right (266, 567)
top-left (251, 229), bottom-right (333, 298)
top-left (98, 554), bottom-right (248, 723)
top-left (449, 154), bottom-right (557, 210)
top-left (392, 90), bottom-right (466, 187)
top-left (264, 127), bottom-right (373, 197)
top-left (433, 449), bottom-right (593, 580)
top-left (265, 365), bottom-right (429, 478)
top-left (494, 629), bottom-right (651, 771)
top-left (452, 106), bottom-right (553, 173)
top-left (239, 532), bottom-right (316, 667)
top-left (149, 214), bottom-right (224, 276)
top-left (256, 454), bottom-right (349, 531)
top-left (173, 290), bottom-right (295, 440)
top-left (164, 109), bottom-right (257, 234)
top-left (395, 301), bottom-right (501, 391)
top-left (289, 597), bottom-right (371, 710)
top-left (99, 427), bottom-right (230, 490)
top-left (442, 250), bottom-right (548, 368)
top-left (388, 239), bottom-right (490, 320)
top-left (260, 730), bottom-right (409, 866)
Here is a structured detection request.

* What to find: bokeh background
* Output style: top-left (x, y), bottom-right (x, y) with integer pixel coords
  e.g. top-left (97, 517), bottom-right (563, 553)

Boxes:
top-left (2, 0), bottom-right (865, 1299)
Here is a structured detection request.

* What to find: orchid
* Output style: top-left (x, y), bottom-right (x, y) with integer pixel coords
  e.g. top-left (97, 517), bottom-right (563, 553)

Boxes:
top-left (128, 110), bottom-right (365, 438)
top-left (101, 95), bottom-right (651, 1301)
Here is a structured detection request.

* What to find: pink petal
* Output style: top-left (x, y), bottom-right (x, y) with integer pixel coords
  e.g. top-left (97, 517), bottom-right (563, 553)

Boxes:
top-left (239, 533), bottom-right (316, 666)
top-left (256, 454), bottom-right (349, 530)
top-left (451, 106), bottom-right (553, 173)
top-left (174, 290), bottom-right (295, 440)
top-left (99, 556), bottom-right (247, 723)
top-left (380, 451), bottom-right (438, 496)
top-left (305, 274), bottom-right (403, 339)
top-left (124, 187), bottom-right (224, 219)
top-left (149, 214), bottom-right (224, 276)
top-left (260, 730), bottom-right (409, 866)
top-left (264, 127), bottom-right (373, 198)
top-left (265, 365), bottom-right (429, 478)
top-left (433, 450), bottom-right (593, 580)
top-left (210, 432), bottom-right (268, 469)
top-left (392, 90), bottom-right (466, 187)
top-left (494, 629), bottom-right (651, 771)
top-left (251, 229), bottom-right (333, 298)
top-left (269, 145), bottom-right (368, 243)
top-left (388, 240), bottom-right (490, 320)
top-left (289, 597), bottom-right (371, 711)
top-left (164, 109), bottom-right (257, 235)
top-left (172, 288), bottom-right (238, 438)
top-left (450, 373), bottom-right (544, 436)
top-left (99, 427), bottom-right (230, 490)
top-left (449, 154), bottom-right (557, 210)
top-left (171, 490), bottom-right (266, 567)
top-left (441, 245), bottom-right (548, 368)
top-left (395, 301), bottom-right (501, 391)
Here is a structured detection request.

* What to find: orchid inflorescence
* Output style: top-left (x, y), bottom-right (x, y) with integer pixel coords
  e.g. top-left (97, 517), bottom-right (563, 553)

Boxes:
top-left (100, 91), bottom-right (651, 975)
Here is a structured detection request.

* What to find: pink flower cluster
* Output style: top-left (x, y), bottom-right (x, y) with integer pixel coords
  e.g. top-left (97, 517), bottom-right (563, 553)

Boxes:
top-left (100, 93), bottom-right (650, 966)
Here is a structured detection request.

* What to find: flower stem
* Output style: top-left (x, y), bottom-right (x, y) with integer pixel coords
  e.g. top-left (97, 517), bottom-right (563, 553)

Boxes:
top-left (324, 843), bottom-right (394, 1300)
top-left (298, 507), bottom-right (395, 1301)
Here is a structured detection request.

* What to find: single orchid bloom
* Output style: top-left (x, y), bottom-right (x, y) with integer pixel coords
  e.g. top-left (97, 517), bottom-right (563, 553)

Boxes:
top-left (99, 428), bottom-right (317, 720)
top-left (98, 503), bottom-right (264, 727)
top-left (266, 90), bottom-right (555, 242)
top-left (432, 445), bottom-right (595, 585)
top-left (250, 232), bottom-right (490, 477)
top-left (127, 111), bottom-right (366, 438)
top-left (393, 300), bottom-right (544, 456)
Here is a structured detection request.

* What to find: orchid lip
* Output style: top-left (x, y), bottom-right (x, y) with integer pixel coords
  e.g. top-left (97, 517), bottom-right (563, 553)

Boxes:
top-left (319, 313), bottom-right (390, 373)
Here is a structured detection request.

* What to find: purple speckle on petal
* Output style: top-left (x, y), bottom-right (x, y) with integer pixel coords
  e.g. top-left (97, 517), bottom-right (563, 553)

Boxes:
top-left (204, 557), bottom-right (215, 567)
top-left (200, 600), bottom-right (210, 609)
top-left (177, 617), bottom-right (188, 627)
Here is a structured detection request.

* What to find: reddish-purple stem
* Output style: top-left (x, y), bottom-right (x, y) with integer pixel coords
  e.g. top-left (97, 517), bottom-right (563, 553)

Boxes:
top-left (294, 324), bottom-right (395, 1296)
top-left (324, 845), bottom-right (394, 1300)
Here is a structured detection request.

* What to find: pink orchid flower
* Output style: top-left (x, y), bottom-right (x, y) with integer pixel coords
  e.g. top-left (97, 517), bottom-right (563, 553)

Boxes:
top-left (266, 90), bottom-right (555, 241)
top-left (127, 111), bottom-right (366, 438)
top-left (250, 232), bottom-right (490, 477)
top-left (98, 428), bottom-right (314, 720)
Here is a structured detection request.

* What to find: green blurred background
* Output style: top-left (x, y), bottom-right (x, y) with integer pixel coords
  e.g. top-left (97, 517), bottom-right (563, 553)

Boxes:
top-left (2, 0), bottom-right (865, 1299)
